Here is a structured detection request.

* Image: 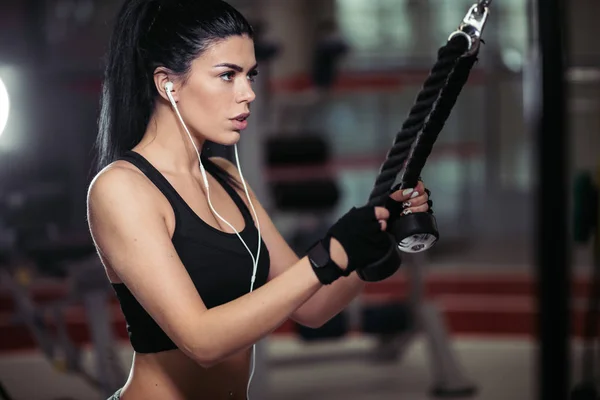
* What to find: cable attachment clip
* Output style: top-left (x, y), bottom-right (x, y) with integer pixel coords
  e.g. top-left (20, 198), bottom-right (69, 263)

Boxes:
top-left (448, 1), bottom-right (491, 56)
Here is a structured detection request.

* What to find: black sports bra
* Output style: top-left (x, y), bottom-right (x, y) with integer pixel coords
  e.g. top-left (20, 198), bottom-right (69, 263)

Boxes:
top-left (112, 151), bottom-right (270, 353)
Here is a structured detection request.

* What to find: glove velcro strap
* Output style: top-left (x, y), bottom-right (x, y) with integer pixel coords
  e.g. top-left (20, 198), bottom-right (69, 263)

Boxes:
top-left (306, 236), bottom-right (349, 285)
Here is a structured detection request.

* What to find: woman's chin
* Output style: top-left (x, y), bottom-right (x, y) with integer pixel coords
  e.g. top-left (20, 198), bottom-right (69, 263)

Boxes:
top-left (215, 131), bottom-right (241, 146)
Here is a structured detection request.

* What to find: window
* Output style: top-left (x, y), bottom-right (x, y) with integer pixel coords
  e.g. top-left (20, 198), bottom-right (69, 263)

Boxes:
top-left (336, 0), bottom-right (412, 66)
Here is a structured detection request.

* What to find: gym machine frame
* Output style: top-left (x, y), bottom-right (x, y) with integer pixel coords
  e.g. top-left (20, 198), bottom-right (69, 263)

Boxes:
top-left (571, 165), bottom-right (600, 399)
top-left (531, 0), bottom-right (570, 399)
top-left (0, 247), bottom-right (127, 399)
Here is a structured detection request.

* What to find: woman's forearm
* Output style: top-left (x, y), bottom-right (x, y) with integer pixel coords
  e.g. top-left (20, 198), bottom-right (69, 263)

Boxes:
top-left (187, 256), bottom-right (321, 367)
top-left (291, 272), bottom-right (366, 328)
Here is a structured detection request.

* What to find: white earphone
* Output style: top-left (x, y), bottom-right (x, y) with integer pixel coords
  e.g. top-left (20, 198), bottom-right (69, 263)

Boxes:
top-left (164, 81), bottom-right (261, 399)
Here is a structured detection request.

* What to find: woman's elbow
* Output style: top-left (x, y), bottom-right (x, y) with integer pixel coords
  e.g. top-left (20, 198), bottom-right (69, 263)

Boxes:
top-left (195, 355), bottom-right (219, 369)
top-left (293, 310), bottom-right (330, 329)
top-left (302, 320), bottom-right (327, 329)
top-left (182, 340), bottom-right (222, 369)
top-left (183, 349), bottom-right (215, 369)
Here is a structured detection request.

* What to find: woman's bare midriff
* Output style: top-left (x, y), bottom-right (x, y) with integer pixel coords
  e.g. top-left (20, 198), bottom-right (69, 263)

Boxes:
top-left (120, 348), bottom-right (251, 400)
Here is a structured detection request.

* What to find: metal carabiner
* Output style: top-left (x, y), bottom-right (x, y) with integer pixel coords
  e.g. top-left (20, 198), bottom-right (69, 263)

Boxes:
top-left (476, 0), bottom-right (492, 14)
top-left (448, 1), bottom-right (491, 55)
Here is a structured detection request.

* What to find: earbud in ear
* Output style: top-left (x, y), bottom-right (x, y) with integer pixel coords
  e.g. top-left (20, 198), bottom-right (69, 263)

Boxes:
top-left (164, 81), bottom-right (178, 108)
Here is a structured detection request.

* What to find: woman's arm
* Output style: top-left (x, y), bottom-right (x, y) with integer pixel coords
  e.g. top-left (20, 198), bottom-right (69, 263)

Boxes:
top-left (229, 188), bottom-right (367, 328)
top-left (212, 157), bottom-right (430, 328)
top-left (88, 165), bottom-right (336, 368)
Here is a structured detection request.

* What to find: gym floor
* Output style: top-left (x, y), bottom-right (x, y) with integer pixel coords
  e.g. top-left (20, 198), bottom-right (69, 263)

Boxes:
top-left (0, 336), bottom-right (586, 400)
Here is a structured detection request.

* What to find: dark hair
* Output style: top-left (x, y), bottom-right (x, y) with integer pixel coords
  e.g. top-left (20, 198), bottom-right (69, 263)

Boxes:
top-left (96, 0), bottom-right (254, 185)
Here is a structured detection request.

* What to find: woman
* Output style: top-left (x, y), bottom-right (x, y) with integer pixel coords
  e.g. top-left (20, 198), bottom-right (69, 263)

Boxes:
top-left (87, 1), bottom-right (432, 399)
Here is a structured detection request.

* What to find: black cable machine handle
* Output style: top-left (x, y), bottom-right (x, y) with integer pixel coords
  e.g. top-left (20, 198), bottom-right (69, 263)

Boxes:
top-left (368, 2), bottom-right (491, 207)
top-left (357, 1), bottom-right (492, 282)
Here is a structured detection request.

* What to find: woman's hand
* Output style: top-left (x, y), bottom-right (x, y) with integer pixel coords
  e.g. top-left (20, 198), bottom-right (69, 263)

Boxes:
top-left (327, 206), bottom-right (391, 274)
top-left (388, 181), bottom-right (431, 216)
top-left (326, 182), bottom-right (432, 275)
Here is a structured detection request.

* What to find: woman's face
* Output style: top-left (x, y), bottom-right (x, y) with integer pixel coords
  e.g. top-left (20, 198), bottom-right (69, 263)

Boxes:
top-left (176, 35), bottom-right (258, 146)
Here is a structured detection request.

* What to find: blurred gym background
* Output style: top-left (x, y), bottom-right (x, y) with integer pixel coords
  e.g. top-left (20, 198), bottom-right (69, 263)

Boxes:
top-left (0, 0), bottom-right (597, 399)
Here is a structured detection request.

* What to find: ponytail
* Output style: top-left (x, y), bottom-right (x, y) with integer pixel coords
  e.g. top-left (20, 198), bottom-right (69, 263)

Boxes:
top-left (96, 0), bottom-right (159, 171)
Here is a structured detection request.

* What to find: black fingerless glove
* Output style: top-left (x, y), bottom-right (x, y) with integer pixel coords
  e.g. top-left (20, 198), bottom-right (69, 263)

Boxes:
top-left (307, 206), bottom-right (394, 285)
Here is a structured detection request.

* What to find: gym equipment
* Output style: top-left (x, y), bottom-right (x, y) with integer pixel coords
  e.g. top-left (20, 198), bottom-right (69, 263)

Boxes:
top-left (571, 382), bottom-right (599, 400)
top-left (358, 0), bottom-right (491, 283)
top-left (0, 246), bottom-right (127, 399)
top-left (253, 23), bottom-right (281, 64)
top-left (265, 134), bottom-right (330, 166)
top-left (571, 166), bottom-right (600, 400)
top-left (573, 172), bottom-right (598, 244)
top-left (310, 20), bottom-right (350, 91)
top-left (272, 180), bottom-right (340, 212)
top-left (354, 1), bottom-right (491, 395)
top-left (264, 3), bottom-right (489, 397)
top-left (0, 382), bottom-right (11, 400)
top-left (0, 187), bottom-right (127, 399)
top-left (361, 302), bottom-right (412, 335)
top-left (532, 0), bottom-right (571, 398)
top-left (265, 134), bottom-right (341, 229)
top-left (406, 256), bottom-right (477, 397)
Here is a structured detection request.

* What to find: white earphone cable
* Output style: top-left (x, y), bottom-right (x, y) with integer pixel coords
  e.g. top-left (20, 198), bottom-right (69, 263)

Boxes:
top-left (166, 86), bottom-right (261, 399)
top-left (233, 144), bottom-right (262, 400)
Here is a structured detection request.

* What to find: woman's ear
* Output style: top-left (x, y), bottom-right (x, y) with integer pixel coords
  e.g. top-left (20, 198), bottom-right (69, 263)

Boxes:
top-left (153, 67), bottom-right (177, 103)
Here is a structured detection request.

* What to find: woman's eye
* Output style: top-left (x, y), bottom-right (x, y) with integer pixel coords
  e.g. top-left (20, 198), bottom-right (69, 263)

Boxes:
top-left (221, 70), bottom-right (259, 82)
top-left (248, 70), bottom-right (259, 82)
top-left (221, 72), bottom-right (235, 81)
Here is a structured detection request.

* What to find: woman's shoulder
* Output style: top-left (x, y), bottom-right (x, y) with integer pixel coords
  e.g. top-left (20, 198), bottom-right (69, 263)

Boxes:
top-left (87, 160), bottom-right (159, 210)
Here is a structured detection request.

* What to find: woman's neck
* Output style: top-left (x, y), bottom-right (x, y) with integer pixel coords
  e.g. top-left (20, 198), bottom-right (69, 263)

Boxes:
top-left (135, 104), bottom-right (205, 174)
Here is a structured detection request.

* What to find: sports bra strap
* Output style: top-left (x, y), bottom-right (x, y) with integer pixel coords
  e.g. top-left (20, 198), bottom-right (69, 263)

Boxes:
top-left (119, 151), bottom-right (254, 227)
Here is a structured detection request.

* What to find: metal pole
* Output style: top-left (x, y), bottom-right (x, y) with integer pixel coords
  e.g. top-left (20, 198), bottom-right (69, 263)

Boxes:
top-left (533, 0), bottom-right (570, 398)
